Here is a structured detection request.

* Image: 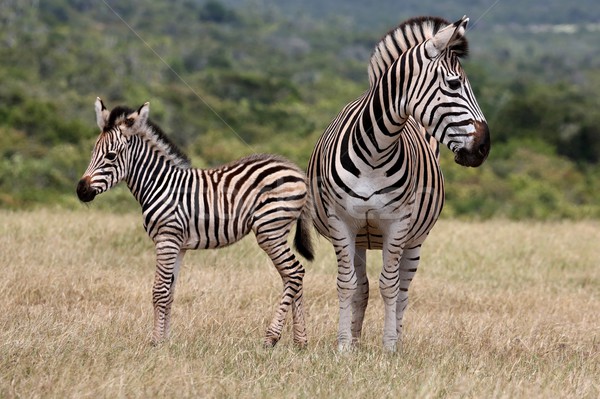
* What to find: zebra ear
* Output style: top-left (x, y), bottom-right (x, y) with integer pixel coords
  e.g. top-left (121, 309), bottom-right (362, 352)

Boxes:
top-left (425, 16), bottom-right (469, 58)
top-left (124, 102), bottom-right (150, 133)
top-left (95, 97), bottom-right (109, 130)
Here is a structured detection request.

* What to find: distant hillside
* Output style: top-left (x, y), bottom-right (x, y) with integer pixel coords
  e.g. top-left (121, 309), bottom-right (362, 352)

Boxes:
top-left (1, 0), bottom-right (599, 217)
top-left (222, 0), bottom-right (600, 29)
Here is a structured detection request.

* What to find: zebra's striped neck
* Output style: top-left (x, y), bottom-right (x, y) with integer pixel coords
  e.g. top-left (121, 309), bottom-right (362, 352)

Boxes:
top-left (357, 17), bottom-right (447, 160)
top-left (123, 134), bottom-right (189, 208)
top-left (353, 58), bottom-right (412, 163)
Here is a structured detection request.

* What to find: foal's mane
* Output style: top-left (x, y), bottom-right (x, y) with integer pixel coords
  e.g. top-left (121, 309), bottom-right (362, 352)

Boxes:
top-left (367, 16), bottom-right (469, 86)
top-left (107, 106), bottom-right (191, 169)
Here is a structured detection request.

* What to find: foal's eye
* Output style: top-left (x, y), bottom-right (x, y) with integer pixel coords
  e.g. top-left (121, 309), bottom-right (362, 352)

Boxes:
top-left (105, 151), bottom-right (117, 161)
top-left (447, 78), bottom-right (461, 90)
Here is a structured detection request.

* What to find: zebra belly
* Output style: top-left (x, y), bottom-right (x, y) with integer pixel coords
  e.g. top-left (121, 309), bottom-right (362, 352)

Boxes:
top-left (317, 179), bottom-right (443, 251)
top-left (355, 213), bottom-right (441, 250)
top-left (183, 222), bottom-right (251, 250)
top-left (354, 199), bottom-right (441, 250)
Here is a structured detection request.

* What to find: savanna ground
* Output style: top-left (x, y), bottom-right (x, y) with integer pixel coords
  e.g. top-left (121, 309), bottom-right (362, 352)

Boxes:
top-left (0, 209), bottom-right (598, 398)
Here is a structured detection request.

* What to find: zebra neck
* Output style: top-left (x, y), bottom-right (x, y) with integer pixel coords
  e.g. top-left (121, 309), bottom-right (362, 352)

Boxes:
top-left (356, 45), bottom-right (433, 163)
top-left (124, 147), bottom-right (184, 208)
top-left (353, 83), bottom-right (410, 164)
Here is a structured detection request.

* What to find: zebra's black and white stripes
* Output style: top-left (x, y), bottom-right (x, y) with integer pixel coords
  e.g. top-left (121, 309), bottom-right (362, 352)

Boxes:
top-left (77, 98), bottom-right (313, 347)
top-left (307, 16), bottom-right (490, 351)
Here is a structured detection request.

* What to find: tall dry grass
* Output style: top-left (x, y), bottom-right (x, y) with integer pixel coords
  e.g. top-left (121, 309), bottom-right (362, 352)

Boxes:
top-left (1, 209), bottom-right (598, 398)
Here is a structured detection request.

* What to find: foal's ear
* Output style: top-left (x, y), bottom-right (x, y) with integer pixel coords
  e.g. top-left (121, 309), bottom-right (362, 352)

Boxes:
top-left (425, 15), bottom-right (469, 58)
top-left (124, 102), bottom-right (150, 133)
top-left (95, 97), bottom-right (110, 130)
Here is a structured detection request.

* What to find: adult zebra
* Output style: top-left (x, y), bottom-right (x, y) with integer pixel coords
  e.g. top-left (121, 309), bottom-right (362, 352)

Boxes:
top-left (307, 16), bottom-right (491, 351)
top-left (77, 98), bottom-right (314, 347)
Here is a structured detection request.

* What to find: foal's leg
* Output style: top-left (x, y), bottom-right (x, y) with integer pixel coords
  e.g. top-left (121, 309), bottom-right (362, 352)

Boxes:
top-left (152, 239), bottom-right (185, 345)
top-left (255, 222), bottom-right (307, 348)
top-left (290, 278), bottom-right (307, 347)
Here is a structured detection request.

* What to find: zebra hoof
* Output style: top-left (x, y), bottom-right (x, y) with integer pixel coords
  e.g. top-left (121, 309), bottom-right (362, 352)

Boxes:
top-left (293, 339), bottom-right (308, 349)
top-left (382, 343), bottom-right (398, 353)
top-left (337, 341), bottom-right (354, 352)
top-left (263, 336), bottom-right (280, 348)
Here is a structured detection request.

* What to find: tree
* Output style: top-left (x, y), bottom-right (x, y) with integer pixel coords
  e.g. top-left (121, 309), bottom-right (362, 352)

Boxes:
top-left (199, 1), bottom-right (238, 23)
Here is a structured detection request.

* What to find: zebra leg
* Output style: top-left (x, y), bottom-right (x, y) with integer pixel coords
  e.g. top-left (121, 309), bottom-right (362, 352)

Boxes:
top-left (291, 274), bottom-right (307, 348)
top-left (163, 249), bottom-right (186, 340)
top-left (396, 245), bottom-right (421, 346)
top-left (330, 220), bottom-right (357, 351)
top-left (379, 241), bottom-right (404, 352)
top-left (151, 241), bottom-right (185, 345)
top-left (255, 226), bottom-right (307, 348)
top-left (351, 247), bottom-right (368, 346)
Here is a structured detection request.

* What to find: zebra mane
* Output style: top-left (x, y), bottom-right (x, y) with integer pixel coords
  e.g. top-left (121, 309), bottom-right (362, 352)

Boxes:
top-left (106, 106), bottom-right (191, 169)
top-left (367, 16), bottom-right (469, 86)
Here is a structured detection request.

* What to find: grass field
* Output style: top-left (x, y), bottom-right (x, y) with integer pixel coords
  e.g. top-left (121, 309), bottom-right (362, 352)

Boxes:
top-left (1, 209), bottom-right (599, 398)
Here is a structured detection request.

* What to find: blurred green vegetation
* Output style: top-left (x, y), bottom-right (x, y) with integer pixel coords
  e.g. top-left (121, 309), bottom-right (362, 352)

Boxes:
top-left (1, 0), bottom-right (599, 219)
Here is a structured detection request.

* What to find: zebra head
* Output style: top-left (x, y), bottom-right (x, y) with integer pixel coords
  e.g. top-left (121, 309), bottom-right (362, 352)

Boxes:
top-left (76, 98), bottom-right (149, 202)
top-left (408, 16), bottom-right (490, 167)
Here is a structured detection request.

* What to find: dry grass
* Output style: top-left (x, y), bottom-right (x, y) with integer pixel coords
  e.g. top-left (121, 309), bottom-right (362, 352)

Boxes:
top-left (1, 208), bottom-right (599, 398)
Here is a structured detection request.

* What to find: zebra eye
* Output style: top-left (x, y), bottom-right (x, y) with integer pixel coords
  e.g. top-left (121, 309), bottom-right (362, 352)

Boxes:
top-left (447, 78), bottom-right (461, 90)
top-left (105, 151), bottom-right (117, 161)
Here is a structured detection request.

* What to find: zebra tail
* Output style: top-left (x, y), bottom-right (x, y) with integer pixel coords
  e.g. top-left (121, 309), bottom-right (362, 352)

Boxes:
top-left (294, 205), bottom-right (314, 261)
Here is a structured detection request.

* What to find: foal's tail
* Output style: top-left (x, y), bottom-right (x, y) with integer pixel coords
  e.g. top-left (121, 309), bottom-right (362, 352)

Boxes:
top-left (294, 202), bottom-right (314, 262)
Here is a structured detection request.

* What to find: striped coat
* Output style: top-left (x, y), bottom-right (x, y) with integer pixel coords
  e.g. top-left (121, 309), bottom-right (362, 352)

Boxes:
top-left (307, 16), bottom-right (490, 351)
top-left (77, 99), bottom-right (313, 347)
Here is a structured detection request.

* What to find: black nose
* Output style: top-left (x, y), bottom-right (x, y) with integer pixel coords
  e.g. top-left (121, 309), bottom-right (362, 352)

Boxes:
top-left (477, 122), bottom-right (491, 159)
top-left (76, 177), bottom-right (96, 202)
top-left (454, 121), bottom-right (491, 168)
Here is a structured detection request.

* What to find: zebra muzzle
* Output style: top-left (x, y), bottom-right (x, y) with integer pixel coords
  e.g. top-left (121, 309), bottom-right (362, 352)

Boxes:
top-left (454, 121), bottom-right (490, 167)
top-left (76, 176), bottom-right (97, 202)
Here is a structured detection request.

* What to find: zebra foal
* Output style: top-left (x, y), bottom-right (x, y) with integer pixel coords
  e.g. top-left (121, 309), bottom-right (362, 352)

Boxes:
top-left (307, 16), bottom-right (491, 351)
top-left (77, 98), bottom-right (313, 347)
